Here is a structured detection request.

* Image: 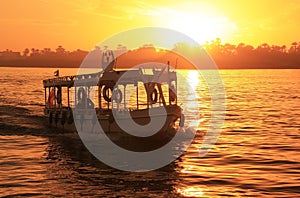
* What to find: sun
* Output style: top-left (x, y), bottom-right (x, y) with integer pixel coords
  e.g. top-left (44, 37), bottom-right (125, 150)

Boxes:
top-left (156, 6), bottom-right (236, 45)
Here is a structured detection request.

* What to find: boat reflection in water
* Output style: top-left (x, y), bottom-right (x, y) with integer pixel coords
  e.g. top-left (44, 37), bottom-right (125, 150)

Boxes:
top-left (44, 133), bottom-right (182, 197)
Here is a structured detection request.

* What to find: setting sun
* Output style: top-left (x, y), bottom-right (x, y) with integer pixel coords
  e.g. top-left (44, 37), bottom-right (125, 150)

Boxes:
top-left (156, 5), bottom-right (237, 45)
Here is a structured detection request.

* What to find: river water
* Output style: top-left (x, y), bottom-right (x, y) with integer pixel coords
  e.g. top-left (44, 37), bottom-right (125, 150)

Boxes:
top-left (0, 67), bottom-right (299, 197)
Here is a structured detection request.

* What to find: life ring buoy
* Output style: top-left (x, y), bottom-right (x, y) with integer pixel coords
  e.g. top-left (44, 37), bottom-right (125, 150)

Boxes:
top-left (113, 88), bottom-right (122, 104)
top-left (56, 87), bottom-right (62, 104)
top-left (169, 85), bottom-right (177, 103)
top-left (150, 88), bottom-right (158, 104)
top-left (103, 85), bottom-right (113, 102)
top-left (77, 87), bottom-right (86, 101)
top-left (76, 87), bottom-right (86, 108)
top-left (47, 89), bottom-right (55, 107)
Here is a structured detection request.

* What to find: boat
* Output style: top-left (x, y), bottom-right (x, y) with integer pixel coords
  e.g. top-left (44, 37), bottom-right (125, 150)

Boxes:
top-left (43, 60), bottom-right (184, 151)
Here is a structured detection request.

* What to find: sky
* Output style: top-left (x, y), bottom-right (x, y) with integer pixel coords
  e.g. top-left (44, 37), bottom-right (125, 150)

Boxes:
top-left (1, 0), bottom-right (300, 51)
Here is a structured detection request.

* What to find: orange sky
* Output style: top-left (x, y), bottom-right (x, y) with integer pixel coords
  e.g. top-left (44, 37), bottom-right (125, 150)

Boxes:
top-left (1, 0), bottom-right (299, 51)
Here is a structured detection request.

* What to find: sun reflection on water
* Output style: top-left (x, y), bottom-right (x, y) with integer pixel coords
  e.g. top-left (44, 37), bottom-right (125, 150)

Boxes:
top-left (186, 70), bottom-right (200, 91)
top-left (177, 186), bottom-right (204, 197)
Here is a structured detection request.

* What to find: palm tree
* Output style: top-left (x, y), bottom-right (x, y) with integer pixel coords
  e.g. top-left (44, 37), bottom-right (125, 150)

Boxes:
top-left (23, 48), bottom-right (29, 57)
top-left (289, 42), bottom-right (298, 53)
top-left (56, 45), bottom-right (65, 54)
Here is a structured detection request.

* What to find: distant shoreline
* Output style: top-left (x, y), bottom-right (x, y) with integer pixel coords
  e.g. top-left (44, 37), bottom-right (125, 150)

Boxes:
top-left (2, 41), bottom-right (300, 70)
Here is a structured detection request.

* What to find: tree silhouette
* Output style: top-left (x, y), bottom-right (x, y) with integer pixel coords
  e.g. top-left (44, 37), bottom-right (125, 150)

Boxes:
top-left (0, 40), bottom-right (300, 69)
top-left (56, 45), bottom-right (65, 54)
top-left (23, 48), bottom-right (29, 57)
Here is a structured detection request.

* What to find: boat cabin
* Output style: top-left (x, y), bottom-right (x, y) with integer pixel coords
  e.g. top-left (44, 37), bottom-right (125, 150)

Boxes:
top-left (43, 64), bottom-right (179, 127)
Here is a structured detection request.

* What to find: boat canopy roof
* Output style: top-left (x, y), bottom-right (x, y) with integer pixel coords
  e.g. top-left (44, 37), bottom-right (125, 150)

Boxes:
top-left (43, 66), bottom-right (177, 88)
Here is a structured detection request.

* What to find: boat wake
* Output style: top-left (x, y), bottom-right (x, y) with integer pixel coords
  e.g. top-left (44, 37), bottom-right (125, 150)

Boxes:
top-left (0, 105), bottom-right (63, 136)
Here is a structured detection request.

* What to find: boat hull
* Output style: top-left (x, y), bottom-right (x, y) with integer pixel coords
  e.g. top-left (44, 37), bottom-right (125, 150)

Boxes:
top-left (45, 105), bottom-right (181, 151)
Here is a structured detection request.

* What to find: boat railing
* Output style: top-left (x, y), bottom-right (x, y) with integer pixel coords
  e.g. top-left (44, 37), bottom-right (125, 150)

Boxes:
top-left (43, 72), bottom-right (101, 87)
top-left (43, 75), bottom-right (75, 85)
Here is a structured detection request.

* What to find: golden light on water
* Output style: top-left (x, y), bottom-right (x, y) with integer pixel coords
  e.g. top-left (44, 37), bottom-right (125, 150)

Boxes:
top-left (187, 70), bottom-right (200, 90)
top-left (177, 186), bottom-right (204, 197)
top-left (185, 70), bottom-right (201, 128)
